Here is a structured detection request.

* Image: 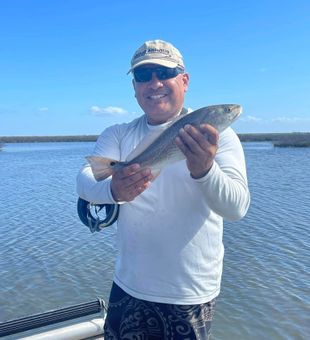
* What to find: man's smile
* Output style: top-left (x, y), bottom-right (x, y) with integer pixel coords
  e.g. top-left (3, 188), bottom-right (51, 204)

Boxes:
top-left (146, 93), bottom-right (168, 101)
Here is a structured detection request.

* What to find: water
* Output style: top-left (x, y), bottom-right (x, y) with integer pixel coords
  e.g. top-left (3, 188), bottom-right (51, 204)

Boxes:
top-left (0, 142), bottom-right (309, 339)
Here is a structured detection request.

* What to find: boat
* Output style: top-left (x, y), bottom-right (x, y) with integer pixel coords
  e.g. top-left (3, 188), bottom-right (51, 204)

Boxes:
top-left (0, 298), bottom-right (106, 339)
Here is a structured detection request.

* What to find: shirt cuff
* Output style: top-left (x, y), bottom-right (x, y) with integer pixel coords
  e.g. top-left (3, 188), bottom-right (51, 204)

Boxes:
top-left (191, 162), bottom-right (218, 183)
top-left (108, 180), bottom-right (126, 205)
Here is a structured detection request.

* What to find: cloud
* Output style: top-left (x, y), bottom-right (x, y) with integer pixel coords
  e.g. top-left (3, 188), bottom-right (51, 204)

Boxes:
top-left (240, 115), bottom-right (262, 122)
top-left (38, 107), bottom-right (49, 112)
top-left (240, 115), bottom-right (310, 124)
top-left (271, 116), bottom-right (310, 123)
top-left (90, 105), bottom-right (128, 116)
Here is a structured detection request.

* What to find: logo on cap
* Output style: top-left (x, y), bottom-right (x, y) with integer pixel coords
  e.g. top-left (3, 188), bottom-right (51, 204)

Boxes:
top-left (128, 39), bottom-right (185, 73)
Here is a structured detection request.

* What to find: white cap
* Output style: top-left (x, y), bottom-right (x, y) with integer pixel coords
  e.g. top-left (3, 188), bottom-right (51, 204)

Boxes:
top-left (128, 39), bottom-right (185, 74)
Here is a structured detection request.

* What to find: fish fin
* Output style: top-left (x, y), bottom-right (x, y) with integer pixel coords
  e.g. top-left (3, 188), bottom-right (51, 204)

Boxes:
top-left (86, 156), bottom-right (118, 181)
top-left (169, 109), bottom-right (190, 124)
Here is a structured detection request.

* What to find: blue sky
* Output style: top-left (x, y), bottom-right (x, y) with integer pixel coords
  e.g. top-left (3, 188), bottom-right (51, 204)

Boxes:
top-left (0, 0), bottom-right (309, 136)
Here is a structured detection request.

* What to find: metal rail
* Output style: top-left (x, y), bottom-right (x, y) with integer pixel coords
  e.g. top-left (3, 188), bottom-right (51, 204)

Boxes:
top-left (0, 298), bottom-right (106, 337)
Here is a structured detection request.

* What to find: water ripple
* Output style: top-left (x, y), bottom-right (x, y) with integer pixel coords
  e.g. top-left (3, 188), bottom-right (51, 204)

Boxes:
top-left (0, 142), bottom-right (309, 339)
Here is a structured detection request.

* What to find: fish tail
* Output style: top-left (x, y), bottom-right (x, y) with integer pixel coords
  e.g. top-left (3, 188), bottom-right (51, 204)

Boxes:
top-left (86, 155), bottom-right (119, 181)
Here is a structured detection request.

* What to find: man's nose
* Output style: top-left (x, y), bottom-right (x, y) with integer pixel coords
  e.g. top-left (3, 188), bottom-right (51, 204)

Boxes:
top-left (148, 72), bottom-right (163, 89)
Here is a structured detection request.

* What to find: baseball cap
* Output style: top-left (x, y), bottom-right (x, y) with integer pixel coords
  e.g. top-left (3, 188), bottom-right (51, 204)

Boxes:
top-left (127, 39), bottom-right (185, 74)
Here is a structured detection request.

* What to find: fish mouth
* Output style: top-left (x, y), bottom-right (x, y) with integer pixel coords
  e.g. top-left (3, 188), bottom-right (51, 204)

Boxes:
top-left (229, 104), bottom-right (242, 120)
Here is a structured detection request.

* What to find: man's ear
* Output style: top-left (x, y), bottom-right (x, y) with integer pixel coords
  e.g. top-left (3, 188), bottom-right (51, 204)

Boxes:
top-left (183, 73), bottom-right (190, 92)
top-left (132, 79), bottom-right (137, 97)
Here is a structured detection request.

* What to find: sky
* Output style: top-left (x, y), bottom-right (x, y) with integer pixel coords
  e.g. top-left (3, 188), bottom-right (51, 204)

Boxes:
top-left (0, 0), bottom-right (309, 136)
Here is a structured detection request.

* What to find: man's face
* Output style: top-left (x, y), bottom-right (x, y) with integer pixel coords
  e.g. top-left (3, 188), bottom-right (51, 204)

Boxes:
top-left (132, 64), bottom-right (189, 125)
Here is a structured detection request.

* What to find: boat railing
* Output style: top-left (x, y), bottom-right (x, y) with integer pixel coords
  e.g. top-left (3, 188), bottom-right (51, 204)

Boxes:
top-left (0, 298), bottom-right (106, 339)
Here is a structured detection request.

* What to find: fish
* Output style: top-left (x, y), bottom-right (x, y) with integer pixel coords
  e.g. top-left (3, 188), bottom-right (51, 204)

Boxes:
top-left (86, 104), bottom-right (242, 181)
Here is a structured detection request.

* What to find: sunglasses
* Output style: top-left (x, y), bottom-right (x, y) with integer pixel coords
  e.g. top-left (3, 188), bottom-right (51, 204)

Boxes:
top-left (133, 66), bottom-right (184, 83)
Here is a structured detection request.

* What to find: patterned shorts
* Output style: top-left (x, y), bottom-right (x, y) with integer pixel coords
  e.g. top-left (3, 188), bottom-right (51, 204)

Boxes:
top-left (103, 282), bottom-right (216, 340)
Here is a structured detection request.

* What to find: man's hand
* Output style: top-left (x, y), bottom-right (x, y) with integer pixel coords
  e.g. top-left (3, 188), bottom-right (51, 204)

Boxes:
top-left (111, 164), bottom-right (153, 202)
top-left (175, 124), bottom-right (219, 179)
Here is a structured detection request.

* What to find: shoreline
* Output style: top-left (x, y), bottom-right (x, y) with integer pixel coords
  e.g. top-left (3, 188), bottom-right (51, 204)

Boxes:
top-left (1, 132), bottom-right (310, 147)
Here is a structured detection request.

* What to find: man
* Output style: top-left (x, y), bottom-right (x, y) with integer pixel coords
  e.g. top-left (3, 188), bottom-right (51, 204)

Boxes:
top-left (77, 39), bottom-right (250, 339)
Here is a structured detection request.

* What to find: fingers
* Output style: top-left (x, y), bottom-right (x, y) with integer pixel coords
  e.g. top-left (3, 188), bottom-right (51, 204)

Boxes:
top-left (115, 164), bottom-right (152, 187)
top-left (115, 164), bottom-right (141, 180)
top-left (175, 124), bottom-right (218, 155)
top-left (181, 124), bottom-right (218, 146)
top-left (175, 124), bottom-right (219, 179)
top-left (177, 125), bottom-right (205, 155)
top-left (198, 124), bottom-right (219, 145)
top-left (111, 164), bottom-right (153, 202)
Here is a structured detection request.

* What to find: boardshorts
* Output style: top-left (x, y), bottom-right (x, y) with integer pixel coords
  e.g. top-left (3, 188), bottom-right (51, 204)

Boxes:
top-left (103, 282), bottom-right (216, 340)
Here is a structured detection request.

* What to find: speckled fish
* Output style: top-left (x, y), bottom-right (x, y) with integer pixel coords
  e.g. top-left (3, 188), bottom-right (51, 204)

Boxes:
top-left (86, 104), bottom-right (242, 181)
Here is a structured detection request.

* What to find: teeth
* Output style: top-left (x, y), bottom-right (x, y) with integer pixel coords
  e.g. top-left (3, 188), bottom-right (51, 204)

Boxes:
top-left (149, 94), bottom-right (165, 99)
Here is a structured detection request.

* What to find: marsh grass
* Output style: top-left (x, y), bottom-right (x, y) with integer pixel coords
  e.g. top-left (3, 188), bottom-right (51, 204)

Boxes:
top-left (1, 133), bottom-right (310, 147)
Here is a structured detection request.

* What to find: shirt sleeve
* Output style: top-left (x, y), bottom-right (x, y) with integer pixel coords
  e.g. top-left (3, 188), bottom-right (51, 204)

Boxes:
top-left (193, 127), bottom-right (250, 221)
top-left (76, 125), bottom-right (123, 204)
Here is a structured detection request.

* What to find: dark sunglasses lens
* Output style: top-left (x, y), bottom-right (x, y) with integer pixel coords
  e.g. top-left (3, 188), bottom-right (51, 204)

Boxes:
top-left (134, 69), bottom-right (152, 82)
top-left (157, 68), bottom-right (175, 80)
top-left (134, 67), bottom-right (183, 82)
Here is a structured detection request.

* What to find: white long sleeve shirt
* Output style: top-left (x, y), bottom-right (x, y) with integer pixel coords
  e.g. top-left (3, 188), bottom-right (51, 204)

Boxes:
top-left (76, 113), bottom-right (250, 304)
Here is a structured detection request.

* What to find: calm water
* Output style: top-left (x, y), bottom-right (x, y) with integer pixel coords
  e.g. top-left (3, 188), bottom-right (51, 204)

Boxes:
top-left (0, 141), bottom-right (309, 339)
